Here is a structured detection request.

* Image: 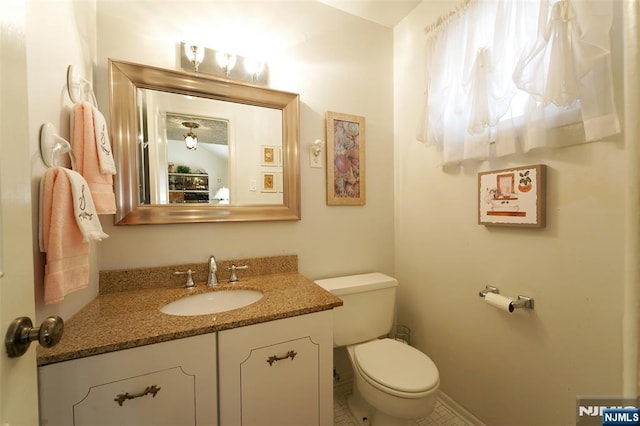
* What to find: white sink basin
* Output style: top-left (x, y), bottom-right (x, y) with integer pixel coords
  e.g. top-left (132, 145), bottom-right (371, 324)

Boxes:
top-left (160, 289), bottom-right (264, 316)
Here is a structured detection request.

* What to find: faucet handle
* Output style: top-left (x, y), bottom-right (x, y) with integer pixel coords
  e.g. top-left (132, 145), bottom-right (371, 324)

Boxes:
top-left (174, 269), bottom-right (196, 289)
top-left (228, 264), bottom-right (249, 283)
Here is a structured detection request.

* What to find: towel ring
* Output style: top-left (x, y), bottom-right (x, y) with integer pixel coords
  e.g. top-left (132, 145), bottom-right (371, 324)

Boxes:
top-left (40, 123), bottom-right (76, 169)
top-left (67, 65), bottom-right (97, 107)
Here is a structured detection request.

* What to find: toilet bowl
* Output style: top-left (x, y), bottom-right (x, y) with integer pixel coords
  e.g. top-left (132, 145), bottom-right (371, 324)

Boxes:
top-left (314, 273), bottom-right (440, 425)
top-left (346, 338), bottom-right (439, 425)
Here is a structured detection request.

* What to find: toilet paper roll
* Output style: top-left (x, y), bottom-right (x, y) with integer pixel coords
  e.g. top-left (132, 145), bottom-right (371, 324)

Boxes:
top-left (484, 292), bottom-right (514, 313)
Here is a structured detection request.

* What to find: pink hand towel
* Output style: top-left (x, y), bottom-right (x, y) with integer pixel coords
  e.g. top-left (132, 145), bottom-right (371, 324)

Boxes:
top-left (40, 168), bottom-right (90, 304)
top-left (72, 101), bottom-right (116, 214)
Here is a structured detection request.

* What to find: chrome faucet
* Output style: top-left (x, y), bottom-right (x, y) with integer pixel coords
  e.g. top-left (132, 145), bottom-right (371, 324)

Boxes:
top-left (207, 255), bottom-right (219, 287)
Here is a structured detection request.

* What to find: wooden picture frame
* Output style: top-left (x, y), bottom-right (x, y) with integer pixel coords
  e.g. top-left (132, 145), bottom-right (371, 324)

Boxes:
top-left (261, 172), bottom-right (277, 193)
top-left (326, 111), bottom-right (365, 205)
top-left (478, 164), bottom-right (546, 228)
top-left (261, 145), bottom-right (278, 166)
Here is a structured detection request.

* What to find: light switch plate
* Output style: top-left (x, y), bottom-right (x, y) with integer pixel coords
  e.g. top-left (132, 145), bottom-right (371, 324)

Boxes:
top-left (309, 151), bottom-right (322, 168)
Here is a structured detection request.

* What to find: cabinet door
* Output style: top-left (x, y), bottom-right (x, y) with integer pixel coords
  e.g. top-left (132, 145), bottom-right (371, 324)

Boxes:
top-left (218, 311), bottom-right (333, 426)
top-left (243, 336), bottom-right (319, 425)
top-left (39, 333), bottom-right (217, 426)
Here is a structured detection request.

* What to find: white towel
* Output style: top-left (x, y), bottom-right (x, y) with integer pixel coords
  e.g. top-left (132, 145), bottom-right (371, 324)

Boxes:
top-left (91, 105), bottom-right (116, 175)
top-left (60, 168), bottom-right (109, 242)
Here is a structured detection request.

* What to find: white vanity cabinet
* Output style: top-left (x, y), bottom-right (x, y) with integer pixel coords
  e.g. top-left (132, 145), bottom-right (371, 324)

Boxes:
top-left (218, 310), bottom-right (333, 426)
top-left (38, 333), bottom-right (217, 426)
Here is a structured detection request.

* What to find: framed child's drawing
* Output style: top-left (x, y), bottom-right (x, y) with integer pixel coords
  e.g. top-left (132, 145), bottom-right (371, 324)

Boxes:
top-left (478, 164), bottom-right (546, 228)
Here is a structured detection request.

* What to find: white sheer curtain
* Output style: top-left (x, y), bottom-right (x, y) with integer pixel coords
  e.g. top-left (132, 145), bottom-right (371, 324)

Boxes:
top-left (416, 0), bottom-right (620, 165)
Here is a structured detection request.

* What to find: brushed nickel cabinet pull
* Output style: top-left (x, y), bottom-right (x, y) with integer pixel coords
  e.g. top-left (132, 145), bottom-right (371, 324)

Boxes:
top-left (267, 350), bottom-right (297, 366)
top-left (114, 385), bottom-right (161, 406)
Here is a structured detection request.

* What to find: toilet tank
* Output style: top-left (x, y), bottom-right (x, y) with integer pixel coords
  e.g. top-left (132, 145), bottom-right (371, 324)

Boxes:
top-left (315, 273), bottom-right (397, 347)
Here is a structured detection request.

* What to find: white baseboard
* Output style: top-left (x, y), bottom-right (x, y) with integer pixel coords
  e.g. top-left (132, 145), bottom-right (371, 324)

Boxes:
top-left (438, 390), bottom-right (486, 426)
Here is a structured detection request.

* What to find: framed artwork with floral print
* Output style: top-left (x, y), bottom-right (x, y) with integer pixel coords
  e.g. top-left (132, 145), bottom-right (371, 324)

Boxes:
top-left (326, 111), bottom-right (365, 206)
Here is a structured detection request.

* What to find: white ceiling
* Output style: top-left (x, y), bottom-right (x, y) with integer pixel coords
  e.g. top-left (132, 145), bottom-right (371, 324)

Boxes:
top-left (316, 0), bottom-right (421, 28)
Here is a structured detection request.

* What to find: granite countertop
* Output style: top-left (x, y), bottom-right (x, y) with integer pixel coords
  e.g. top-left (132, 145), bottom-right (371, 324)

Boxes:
top-left (37, 271), bottom-right (342, 366)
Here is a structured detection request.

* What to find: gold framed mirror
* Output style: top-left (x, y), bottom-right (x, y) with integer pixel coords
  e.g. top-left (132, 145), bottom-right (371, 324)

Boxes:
top-left (108, 59), bottom-right (300, 225)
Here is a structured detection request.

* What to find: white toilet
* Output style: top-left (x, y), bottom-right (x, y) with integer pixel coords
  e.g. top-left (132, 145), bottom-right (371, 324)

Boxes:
top-left (315, 273), bottom-right (439, 426)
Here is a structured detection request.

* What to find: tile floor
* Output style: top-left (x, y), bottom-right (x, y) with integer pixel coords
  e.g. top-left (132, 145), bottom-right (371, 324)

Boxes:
top-left (334, 379), bottom-right (474, 426)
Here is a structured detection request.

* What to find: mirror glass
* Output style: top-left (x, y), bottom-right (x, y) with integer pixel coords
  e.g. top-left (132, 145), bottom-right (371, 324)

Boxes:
top-left (139, 89), bottom-right (284, 206)
top-left (109, 59), bottom-right (300, 225)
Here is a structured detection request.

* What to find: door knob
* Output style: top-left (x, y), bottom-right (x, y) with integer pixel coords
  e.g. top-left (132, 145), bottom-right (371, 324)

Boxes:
top-left (5, 316), bottom-right (64, 358)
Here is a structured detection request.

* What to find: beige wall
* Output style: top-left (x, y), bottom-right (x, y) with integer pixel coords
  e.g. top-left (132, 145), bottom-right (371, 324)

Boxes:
top-left (30, 1), bottom-right (395, 319)
top-left (94, 1), bottom-right (394, 277)
top-left (394, 2), bottom-right (626, 425)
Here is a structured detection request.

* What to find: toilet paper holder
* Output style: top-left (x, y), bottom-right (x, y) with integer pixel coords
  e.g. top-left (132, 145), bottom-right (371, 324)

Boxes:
top-left (478, 285), bottom-right (534, 311)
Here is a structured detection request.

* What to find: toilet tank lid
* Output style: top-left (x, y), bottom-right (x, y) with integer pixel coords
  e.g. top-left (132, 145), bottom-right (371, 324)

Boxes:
top-left (314, 272), bottom-right (397, 296)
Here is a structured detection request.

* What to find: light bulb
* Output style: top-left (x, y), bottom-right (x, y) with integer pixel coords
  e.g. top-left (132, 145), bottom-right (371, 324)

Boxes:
top-left (184, 44), bottom-right (204, 71)
top-left (216, 52), bottom-right (236, 76)
top-left (184, 133), bottom-right (198, 151)
top-left (244, 57), bottom-right (265, 79)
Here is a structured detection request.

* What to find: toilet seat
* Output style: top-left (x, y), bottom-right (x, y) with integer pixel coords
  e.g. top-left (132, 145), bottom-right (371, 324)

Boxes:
top-left (353, 338), bottom-right (439, 398)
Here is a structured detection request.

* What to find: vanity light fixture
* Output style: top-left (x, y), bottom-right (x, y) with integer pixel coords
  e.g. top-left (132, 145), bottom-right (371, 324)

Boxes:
top-left (179, 42), bottom-right (269, 85)
top-left (184, 44), bottom-right (205, 72)
top-left (182, 121), bottom-right (199, 151)
top-left (215, 52), bottom-right (236, 77)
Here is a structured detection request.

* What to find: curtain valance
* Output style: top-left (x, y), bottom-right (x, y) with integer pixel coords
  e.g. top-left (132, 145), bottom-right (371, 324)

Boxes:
top-left (417, 0), bottom-right (620, 165)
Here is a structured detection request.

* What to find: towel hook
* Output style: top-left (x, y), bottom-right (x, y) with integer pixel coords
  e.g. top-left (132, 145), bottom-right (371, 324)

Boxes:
top-left (67, 65), bottom-right (97, 107)
top-left (40, 123), bottom-right (76, 169)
